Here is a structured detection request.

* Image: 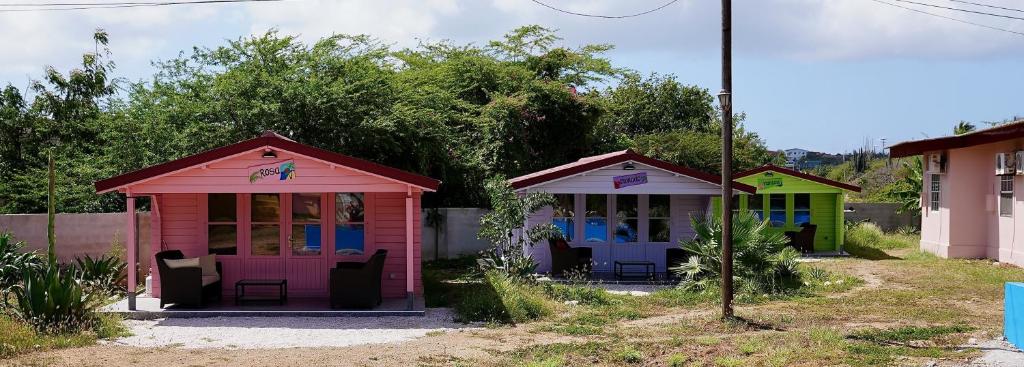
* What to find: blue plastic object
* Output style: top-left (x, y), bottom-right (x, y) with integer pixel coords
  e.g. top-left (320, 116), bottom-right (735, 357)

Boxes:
top-left (1005, 282), bottom-right (1024, 349)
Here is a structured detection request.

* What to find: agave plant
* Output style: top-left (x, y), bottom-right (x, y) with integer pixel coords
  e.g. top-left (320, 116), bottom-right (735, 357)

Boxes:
top-left (14, 266), bottom-right (100, 334)
top-left (672, 211), bottom-right (802, 295)
top-left (0, 232), bottom-right (41, 308)
top-left (74, 254), bottom-right (127, 297)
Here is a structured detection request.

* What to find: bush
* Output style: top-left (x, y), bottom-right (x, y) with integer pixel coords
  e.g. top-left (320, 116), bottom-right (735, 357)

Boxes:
top-left (454, 271), bottom-right (552, 324)
top-left (0, 232), bottom-right (41, 305)
top-left (673, 211), bottom-right (802, 295)
top-left (73, 254), bottom-right (127, 298)
top-left (12, 266), bottom-right (100, 334)
top-left (845, 222), bottom-right (916, 259)
top-left (541, 283), bottom-right (612, 306)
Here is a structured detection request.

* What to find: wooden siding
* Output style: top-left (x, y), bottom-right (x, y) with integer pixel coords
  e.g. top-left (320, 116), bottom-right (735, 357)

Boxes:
top-left (521, 163), bottom-right (725, 195)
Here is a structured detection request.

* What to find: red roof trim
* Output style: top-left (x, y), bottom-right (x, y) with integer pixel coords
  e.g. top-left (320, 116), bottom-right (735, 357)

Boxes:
top-left (508, 150), bottom-right (756, 193)
top-left (734, 164), bottom-right (861, 192)
top-left (95, 132), bottom-right (441, 193)
top-left (889, 120), bottom-right (1024, 158)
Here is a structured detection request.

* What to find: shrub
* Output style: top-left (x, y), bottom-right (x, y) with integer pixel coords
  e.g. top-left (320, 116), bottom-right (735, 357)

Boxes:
top-left (672, 211), bottom-right (802, 295)
top-left (541, 283), bottom-right (612, 306)
top-left (73, 254), bottom-right (127, 297)
top-left (844, 222), bottom-right (916, 259)
top-left (454, 271), bottom-right (552, 324)
top-left (12, 266), bottom-right (101, 334)
top-left (477, 177), bottom-right (560, 280)
top-left (0, 232), bottom-right (41, 306)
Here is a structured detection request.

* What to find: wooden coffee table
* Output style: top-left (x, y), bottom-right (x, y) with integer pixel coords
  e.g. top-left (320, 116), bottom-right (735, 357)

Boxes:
top-left (235, 279), bottom-right (287, 305)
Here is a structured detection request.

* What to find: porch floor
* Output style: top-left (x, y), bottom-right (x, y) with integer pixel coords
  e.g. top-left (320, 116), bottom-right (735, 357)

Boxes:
top-left (103, 296), bottom-right (425, 319)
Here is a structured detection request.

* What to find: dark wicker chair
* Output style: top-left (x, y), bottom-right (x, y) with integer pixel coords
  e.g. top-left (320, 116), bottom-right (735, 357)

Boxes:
top-left (548, 238), bottom-right (592, 276)
top-left (330, 249), bottom-right (388, 309)
top-left (784, 223), bottom-right (817, 254)
top-left (666, 248), bottom-right (687, 280)
top-left (154, 250), bottom-right (221, 308)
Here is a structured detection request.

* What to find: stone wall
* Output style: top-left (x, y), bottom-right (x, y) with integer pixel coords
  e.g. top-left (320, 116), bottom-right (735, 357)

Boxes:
top-left (0, 213), bottom-right (152, 271)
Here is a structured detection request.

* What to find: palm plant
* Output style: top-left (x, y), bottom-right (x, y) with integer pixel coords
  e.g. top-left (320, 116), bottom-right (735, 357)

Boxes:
top-left (672, 211), bottom-right (802, 295)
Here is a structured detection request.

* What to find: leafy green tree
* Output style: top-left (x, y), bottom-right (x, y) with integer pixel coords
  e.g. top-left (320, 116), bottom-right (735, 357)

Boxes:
top-left (631, 126), bottom-right (784, 174)
top-left (477, 176), bottom-right (560, 280)
top-left (953, 121), bottom-right (976, 135)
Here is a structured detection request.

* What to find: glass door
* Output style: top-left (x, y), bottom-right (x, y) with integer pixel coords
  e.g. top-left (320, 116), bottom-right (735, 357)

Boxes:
top-left (245, 193), bottom-right (287, 284)
top-left (287, 193), bottom-right (327, 296)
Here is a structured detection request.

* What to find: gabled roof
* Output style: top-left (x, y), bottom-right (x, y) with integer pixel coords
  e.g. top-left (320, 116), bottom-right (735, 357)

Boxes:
top-left (95, 131), bottom-right (441, 193)
top-left (734, 164), bottom-right (861, 192)
top-left (508, 150), bottom-right (757, 193)
top-left (889, 119), bottom-right (1024, 158)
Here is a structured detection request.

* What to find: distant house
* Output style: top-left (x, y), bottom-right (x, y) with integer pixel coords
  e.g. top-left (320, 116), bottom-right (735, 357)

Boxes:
top-left (889, 120), bottom-right (1024, 267)
top-left (785, 148), bottom-right (810, 162)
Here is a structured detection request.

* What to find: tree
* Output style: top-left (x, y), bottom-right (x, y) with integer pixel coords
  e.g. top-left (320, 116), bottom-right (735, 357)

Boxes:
top-left (953, 121), bottom-right (976, 135)
top-left (477, 176), bottom-right (560, 279)
top-left (630, 126), bottom-right (784, 174)
top-left (886, 157), bottom-right (923, 214)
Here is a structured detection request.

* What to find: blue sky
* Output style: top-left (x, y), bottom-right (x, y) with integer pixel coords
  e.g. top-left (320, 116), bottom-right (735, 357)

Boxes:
top-left (1, 0), bottom-right (1022, 153)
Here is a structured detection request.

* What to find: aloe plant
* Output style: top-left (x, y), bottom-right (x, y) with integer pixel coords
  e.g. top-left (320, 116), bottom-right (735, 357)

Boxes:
top-left (0, 232), bottom-right (41, 308)
top-left (74, 254), bottom-right (127, 297)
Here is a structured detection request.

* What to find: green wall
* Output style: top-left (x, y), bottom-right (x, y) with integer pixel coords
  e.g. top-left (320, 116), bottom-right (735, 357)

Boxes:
top-left (712, 170), bottom-right (847, 252)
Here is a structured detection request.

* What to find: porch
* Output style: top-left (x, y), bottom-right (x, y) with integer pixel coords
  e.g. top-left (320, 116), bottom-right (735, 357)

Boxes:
top-left (103, 296), bottom-right (425, 319)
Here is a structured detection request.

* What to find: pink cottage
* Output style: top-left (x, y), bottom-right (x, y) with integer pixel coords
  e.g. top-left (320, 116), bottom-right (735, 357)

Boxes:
top-left (96, 131), bottom-right (439, 312)
top-left (890, 120), bottom-right (1024, 267)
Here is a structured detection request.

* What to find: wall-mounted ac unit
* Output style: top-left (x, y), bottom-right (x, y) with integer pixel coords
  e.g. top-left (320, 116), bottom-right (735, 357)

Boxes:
top-left (927, 153), bottom-right (946, 174)
top-left (996, 152), bottom-right (1015, 175)
top-left (1015, 151), bottom-right (1024, 175)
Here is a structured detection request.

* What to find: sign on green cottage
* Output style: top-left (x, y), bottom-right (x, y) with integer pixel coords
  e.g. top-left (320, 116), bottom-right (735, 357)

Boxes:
top-left (248, 160), bottom-right (296, 184)
top-left (757, 177), bottom-right (783, 189)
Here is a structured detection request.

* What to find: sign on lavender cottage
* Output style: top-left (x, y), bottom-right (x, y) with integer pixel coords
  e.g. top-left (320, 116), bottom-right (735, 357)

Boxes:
top-left (248, 160), bottom-right (296, 184)
top-left (613, 172), bottom-right (648, 189)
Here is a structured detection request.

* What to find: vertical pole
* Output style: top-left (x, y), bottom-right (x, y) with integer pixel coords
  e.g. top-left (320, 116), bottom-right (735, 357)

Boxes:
top-left (405, 187), bottom-right (415, 310)
top-left (126, 191), bottom-right (137, 311)
top-left (720, 0), bottom-right (735, 320)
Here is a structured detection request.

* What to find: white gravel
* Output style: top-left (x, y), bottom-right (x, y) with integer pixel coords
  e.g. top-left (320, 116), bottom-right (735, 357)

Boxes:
top-left (968, 339), bottom-right (1024, 366)
top-left (107, 309), bottom-right (475, 349)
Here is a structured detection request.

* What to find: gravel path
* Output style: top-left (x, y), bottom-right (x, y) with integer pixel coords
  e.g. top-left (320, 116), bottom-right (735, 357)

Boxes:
top-left (967, 339), bottom-right (1024, 366)
top-left (107, 309), bottom-right (476, 349)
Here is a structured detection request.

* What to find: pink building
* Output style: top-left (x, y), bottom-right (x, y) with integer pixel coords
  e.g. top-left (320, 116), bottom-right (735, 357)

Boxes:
top-left (95, 131), bottom-right (439, 311)
top-left (890, 120), bottom-right (1024, 266)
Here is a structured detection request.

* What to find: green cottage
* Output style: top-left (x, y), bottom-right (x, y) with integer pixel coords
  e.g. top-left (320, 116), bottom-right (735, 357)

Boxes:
top-left (713, 165), bottom-right (861, 252)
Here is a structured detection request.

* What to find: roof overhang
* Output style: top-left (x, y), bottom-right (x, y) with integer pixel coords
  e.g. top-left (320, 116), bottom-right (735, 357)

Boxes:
top-left (734, 164), bottom-right (861, 192)
top-left (95, 131), bottom-right (441, 194)
top-left (508, 150), bottom-right (757, 194)
top-left (889, 120), bottom-right (1024, 158)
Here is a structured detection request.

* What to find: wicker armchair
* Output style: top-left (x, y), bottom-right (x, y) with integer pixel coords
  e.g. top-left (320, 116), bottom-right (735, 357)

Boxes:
top-left (154, 250), bottom-right (221, 308)
top-left (784, 223), bottom-right (817, 254)
top-left (548, 238), bottom-right (592, 276)
top-left (330, 249), bottom-right (388, 309)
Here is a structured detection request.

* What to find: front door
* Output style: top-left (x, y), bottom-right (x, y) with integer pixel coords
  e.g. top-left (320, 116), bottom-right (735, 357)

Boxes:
top-left (286, 193), bottom-right (328, 296)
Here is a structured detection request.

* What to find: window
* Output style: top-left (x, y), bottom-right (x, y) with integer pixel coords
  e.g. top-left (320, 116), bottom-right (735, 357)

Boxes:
top-left (251, 193), bottom-right (281, 256)
top-left (649, 195), bottom-right (671, 243)
top-left (552, 194), bottom-right (575, 241)
top-left (1001, 176), bottom-right (1014, 217)
top-left (615, 195), bottom-right (639, 243)
top-left (291, 193), bottom-right (322, 256)
top-left (769, 194), bottom-right (786, 227)
top-left (208, 193), bottom-right (237, 255)
top-left (748, 194), bottom-right (764, 221)
top-left (930, 174), bottom-right (941, 212)
top-left (584, 194), bottom-right (607, 242)
top-left (335, 193), bottom-right (365, 256)
top-left (794, 194), bottom-right (811, 226)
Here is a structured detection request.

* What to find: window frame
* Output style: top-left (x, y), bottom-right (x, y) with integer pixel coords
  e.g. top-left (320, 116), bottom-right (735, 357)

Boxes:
top-left (250, 193), bottom-right (282, 257)
top-left (648, 194), bottom-right (671, 243)
top-left (615, 194), bottom-right (639, 244)
top-left (206, 193), bottom-right (239, 256)
top-left (552, 194), bottom-right (576, 242)
top-left (748, 194), bottom-right (765, 221)
top-left (290, 193), bottom-right (323, 256)
top-left (793, 193), bottom-right (811, 226)
top-left (584, 194), bottom-right (608, 243)
top-left (768, 193), bottom-right (787, 227)
top-left (334, 193), bottom-right (366, 256)
top-left (930, 174), bottom-right (941, 212)
top-left (1000, 175), bottom-right (1014, 217)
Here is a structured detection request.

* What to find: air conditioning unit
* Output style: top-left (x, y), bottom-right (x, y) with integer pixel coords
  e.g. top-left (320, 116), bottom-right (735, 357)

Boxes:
top-left (996, 152), bottom-right (1015, 175)
top-left (1016, 151), bottom-right (1024, 175)
top-left (926, 153), bottom-right (946, 174)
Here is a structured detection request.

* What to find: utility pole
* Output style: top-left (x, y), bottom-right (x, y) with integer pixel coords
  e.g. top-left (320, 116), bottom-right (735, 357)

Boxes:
top-left (719, 0), bottom-right (735, 320)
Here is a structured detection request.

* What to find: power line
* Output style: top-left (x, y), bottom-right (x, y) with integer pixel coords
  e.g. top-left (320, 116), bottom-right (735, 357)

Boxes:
top-left (946, 0), bottom-right (1024, 14)
top-left (868, 0), bottom-right (1024, 37)
top-left (0, 0), bottom-right (287, 12)
top-left (893, 0), bottom-right (1024, 21)
top-left (527, 0), bottom-right (679, 19)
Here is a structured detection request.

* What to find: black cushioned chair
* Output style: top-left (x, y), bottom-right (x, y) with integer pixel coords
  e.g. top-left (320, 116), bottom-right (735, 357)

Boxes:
top-left (330, 249), bottom-right (388, 309)
top-left (154, 250), bottom-right (221, 308)
top-left (548, 238), bottom-right (592, 276)
top-left (784, 223), bottom-right (817, 254)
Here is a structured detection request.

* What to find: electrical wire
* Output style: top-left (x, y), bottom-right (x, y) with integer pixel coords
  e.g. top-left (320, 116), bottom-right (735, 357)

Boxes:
top-left (946, 0), bottom-right (1024, 14)
top-left (868, 0), bottom-right (1024, 37)
top-left (527, 0), bottom-right (679, 19)
top-left (893, 0), bottom-right (1024, 21)
top-left (0, 0), bottom-right (287, 12)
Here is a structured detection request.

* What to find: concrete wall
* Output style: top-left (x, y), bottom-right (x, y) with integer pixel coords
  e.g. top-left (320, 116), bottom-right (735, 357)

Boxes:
top-left (421, 208), bottom-right (491, 260)
top-left (844, 203), bottom-right (919, 232)
top-left (0, 213), bottom-right (152, 272)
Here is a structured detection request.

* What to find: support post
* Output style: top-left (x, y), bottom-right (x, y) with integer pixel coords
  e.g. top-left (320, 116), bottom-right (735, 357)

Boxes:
top-left (405, 187), bottom-right (415, 310)
top-left (126, 191), bottom-right (138, 311)
top-left (720, 0), bottom-right (735, 320)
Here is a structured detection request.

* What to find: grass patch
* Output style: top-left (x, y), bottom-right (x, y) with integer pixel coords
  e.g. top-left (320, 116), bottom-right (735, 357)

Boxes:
top-left (541, 283), bottom-right (612, 306)
top-left (453, 271), bottom-right (552, 324)
top-left (848, 325), bottom-right (974, 344)
top-left (0, 313), bottom-right (128, 359)
top-left (423, 256), bottom-right (478, 308)
top-left (845, 222), bottom-right (917, 260)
